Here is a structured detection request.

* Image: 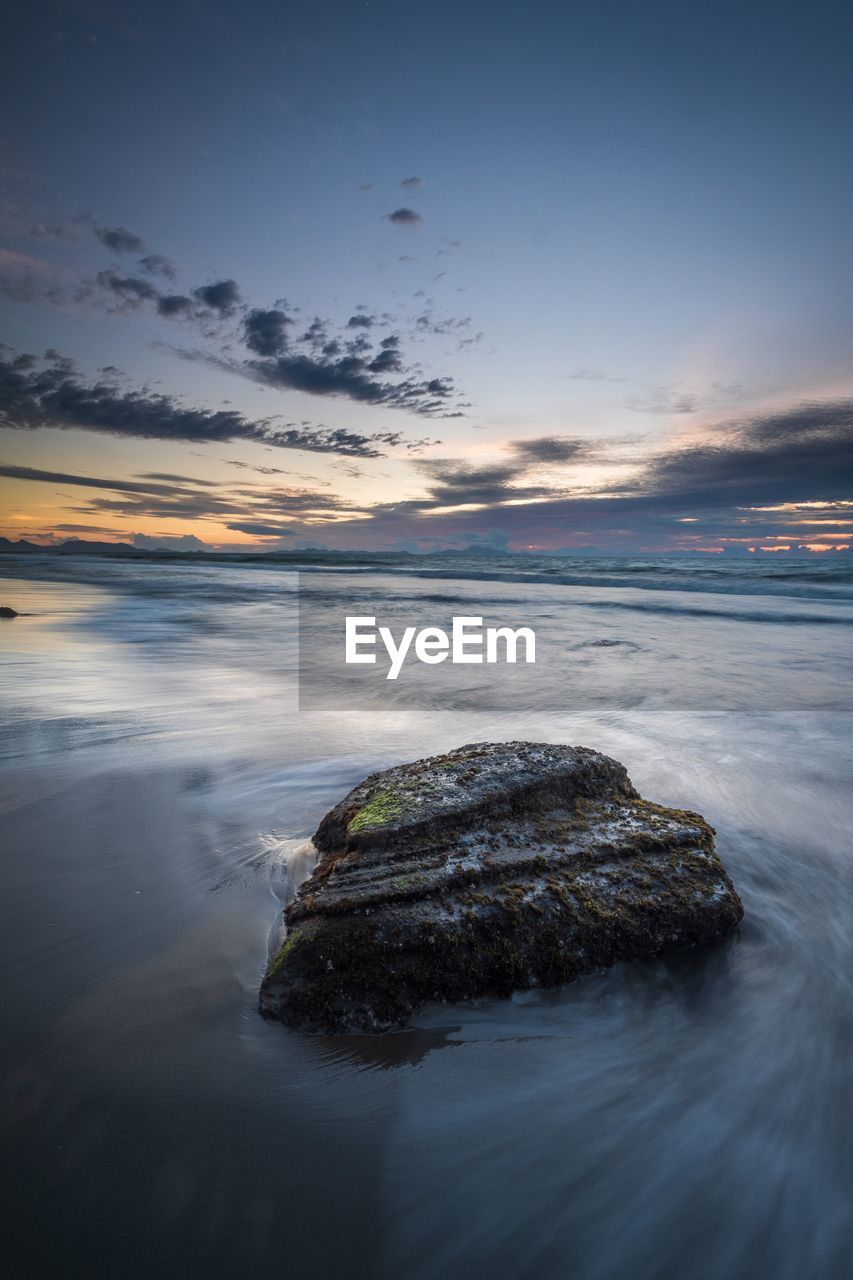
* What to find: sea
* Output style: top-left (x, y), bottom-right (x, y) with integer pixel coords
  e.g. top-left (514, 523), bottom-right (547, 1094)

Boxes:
top-left (1, 551), bottom-right (852, 1279)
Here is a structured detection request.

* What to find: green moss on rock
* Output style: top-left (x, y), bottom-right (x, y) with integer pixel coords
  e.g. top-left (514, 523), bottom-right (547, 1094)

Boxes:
top-left (265, 927), bottom-right (304, 979)
top-left (347, 788), bottom-right (408, 834)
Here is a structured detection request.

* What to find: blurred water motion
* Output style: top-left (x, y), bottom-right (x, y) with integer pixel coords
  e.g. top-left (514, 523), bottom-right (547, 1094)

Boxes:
top-left (1, 555), bottom-right (852, 1279)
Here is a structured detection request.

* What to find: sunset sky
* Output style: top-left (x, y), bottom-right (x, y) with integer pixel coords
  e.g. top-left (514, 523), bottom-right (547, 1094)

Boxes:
top-left (1, 0), bottom-right (852, 554)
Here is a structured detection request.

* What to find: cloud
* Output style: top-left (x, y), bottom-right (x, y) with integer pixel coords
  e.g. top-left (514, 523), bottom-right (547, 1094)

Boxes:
top-left (138, 471), bottom-right (219, 486)
top-left (156, 293), bottom-right (194, 317)
top-left (243, 307), bottom-right (293, 356)
top-left (27, 216), bottom-right (90, 243)
top-left (53, 523), bottom-right (124, 534)
top-left (3, 213), bottom-right (467, 418)
top-left (414, 457), bottom-right (560, 508)
top-left (0, 463), bottom-right (204, 495)
top-left (0, 351), bottom-right (434, 456)
top-left (638, 399), bottom-right (853, 506)
top-left (367, 335), bottom-right (403, 374)
top-left (400, 176), bottom-right (422, 190)
top-left (192, 279), bottom-right (241, 315)
top-left (0, 250), bottom-right (72, 305)
top-left (0, 462), bottom-right (365, 536)
top-left (568, 367), bottom-right (630, 384)
top-left (96, 268), bottom-right (160, 308)
top-left (139, 253), bottom-right (176, 279)
top-left (0, 248), bottom-right (57, 272)
top-left (357, 399), bottom-right (853, 549)
top-left (510, 436), bottom-right (591, 464)
top-left (301, 319), bottom-right (328, 346)
top-left (626, 385), bottom-right (701, 415)
top-left (226, 522), bottom-right (294, 536)
top-left (95, 225), bottom-right (146, 254)
top-left (263, 424), bottom-right (407, 456)
top-left (241, 350), bottom-right (457, 416)
top-left (414, 309), bottom-right (472, 337)
top-left (169, 335), bottom-right (458, 416)
top-left (213, 458), bottom-right (305, 479)
top-left (406, 437), bottom-right (592, 510)
top-left (155, 282), bottom-right (242, 321)
top-left (8, 393), bottom-right (852, 553)
top-left (386, 207), bottom-right (423, 228)
top-left (130, 532), bottom-right (209, 551)
top-left (624, 382), bottom-right (745, 417)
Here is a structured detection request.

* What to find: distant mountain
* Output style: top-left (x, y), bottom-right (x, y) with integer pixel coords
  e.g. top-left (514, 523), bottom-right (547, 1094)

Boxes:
top-left (0, 537), bottom-right (46, 554)
top-left (51, 539), bottom-right (142, 556)
top-left (0, 536), bottom-right (849, 561)
top-left (0, 537), bottom-right (142, 557)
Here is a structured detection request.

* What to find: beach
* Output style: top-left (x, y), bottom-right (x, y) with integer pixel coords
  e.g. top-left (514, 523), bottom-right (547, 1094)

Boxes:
top-left (2, 552), bottom-right (852, 1278)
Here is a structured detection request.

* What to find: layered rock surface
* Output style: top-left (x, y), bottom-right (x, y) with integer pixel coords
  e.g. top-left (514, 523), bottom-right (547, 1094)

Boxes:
top-left (260, 742), bottom-right (743, 1033)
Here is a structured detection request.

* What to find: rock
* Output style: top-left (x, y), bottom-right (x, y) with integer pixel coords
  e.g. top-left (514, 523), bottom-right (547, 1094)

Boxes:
top-left (259, 742), bottom-right (744, 1033)
top-left (0, 606), bottom-right (19, 618)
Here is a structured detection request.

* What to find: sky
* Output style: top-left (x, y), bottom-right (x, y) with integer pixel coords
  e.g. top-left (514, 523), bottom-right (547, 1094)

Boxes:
top-left (1, 0), bottom-right (852, 555)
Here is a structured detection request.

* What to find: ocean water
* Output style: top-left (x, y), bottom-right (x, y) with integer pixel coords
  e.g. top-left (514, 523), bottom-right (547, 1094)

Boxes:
top-left (1, 552), bottom-right (852, 1279)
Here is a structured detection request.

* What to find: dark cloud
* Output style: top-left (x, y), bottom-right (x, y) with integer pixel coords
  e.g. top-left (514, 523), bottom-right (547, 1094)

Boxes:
top-left (414, 458), bottom-right (560, 508)
top-left (302, 319), bottom-right (328, 345)
top-left (358, 399), bottom-right (853, 548)
top-left (8, 389), bottom-right (850, 552)
top-left (4, 215), bottom-right (466, 418)
top-left (139, 253), bottom-right (176, 279)
top-left (414, 310), bottom-right (472, 337)
top-left (638, 400), bottom-right (853, 506)
top-left (0, 350), bottom-right (277, 445)
top-left (0, 351), bottom-right (430, 456)
top-left (192, 279), bottom-right (241, 315)
top-left (233, 487), bottom-right (352, 514)
top-left (95, 225), bottom-right (146, 254)
top-left (131, 533), bottom-right (209, 550)
top-left (510, 437), bottom-right (590, 464)
top-left (96, 268), bottom-right (159, 307)
top-left (264, 424), bottom-right (406, 456)
top-left (230, 349), bottom-right (457, 417)
top-left (226, 522), bottom-right (294, 536)
top-left (157, 293), bottom-right (194, 317)
top-left (400, 176), bottom-right (423, 190)
top-left (345, 335), bottom-right (372, 359)
top-left (53, 523), bottom-right (124, 533)
top-left (414, 403), bottom-right (853, 522)
top-left (243, 307), bottom-right (293, 356)
top-left (386, 207), bottom-right (423, 228)
top-left (138, 471), bottom-right (219, 487)
top-left (367, 343), bottom-right (403, 374)
top-left (0, 462), bottom-right (362, 531)
top-left (0, 463), bottom-right (195, 495)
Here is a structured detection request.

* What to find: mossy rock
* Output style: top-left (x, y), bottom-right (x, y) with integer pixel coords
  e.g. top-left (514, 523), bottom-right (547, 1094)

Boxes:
top-left (259, 741), bottom-right (744, 1033)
